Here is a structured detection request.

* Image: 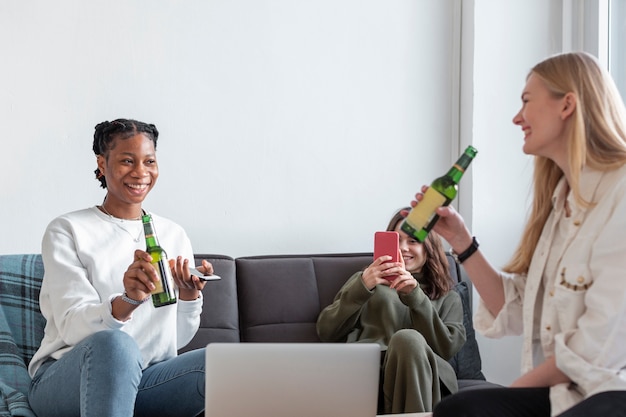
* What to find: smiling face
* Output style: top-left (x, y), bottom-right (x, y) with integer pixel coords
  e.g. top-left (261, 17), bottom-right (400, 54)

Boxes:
top-left (97, 132), bottom-right (158, 217)
top-left (394, 223), bottom-right (426, 273)
top-left (512, 73), bottom-right (575, 167)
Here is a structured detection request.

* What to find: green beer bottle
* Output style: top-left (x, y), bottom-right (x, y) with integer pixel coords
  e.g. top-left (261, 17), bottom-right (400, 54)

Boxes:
top-left (142, 214), bottom-right (177, 307)
top-left (401, 145), bottom-right (478, 242)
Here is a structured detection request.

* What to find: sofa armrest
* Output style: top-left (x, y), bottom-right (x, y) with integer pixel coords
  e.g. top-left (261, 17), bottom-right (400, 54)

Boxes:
top-left (178, 254), bottom-right (240, 353)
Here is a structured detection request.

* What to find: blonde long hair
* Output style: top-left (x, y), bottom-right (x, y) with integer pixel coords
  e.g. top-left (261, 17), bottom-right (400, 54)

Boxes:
top-left (504, 52), bottom-right (626, 274)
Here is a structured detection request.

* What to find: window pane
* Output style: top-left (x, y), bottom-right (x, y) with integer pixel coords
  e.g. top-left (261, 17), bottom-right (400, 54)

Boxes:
top-left (610, 0), bottom-right (626, 102)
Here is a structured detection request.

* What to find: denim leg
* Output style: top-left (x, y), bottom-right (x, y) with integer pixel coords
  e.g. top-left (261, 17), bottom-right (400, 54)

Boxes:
top-left (28, 330), bottom-right (143, 417)
top-left (134, 348), bottom-right (205, 417)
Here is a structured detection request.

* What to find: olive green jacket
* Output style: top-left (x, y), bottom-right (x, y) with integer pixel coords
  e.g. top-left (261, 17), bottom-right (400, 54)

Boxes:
top-left (316, 271), bottom-right (466, 391)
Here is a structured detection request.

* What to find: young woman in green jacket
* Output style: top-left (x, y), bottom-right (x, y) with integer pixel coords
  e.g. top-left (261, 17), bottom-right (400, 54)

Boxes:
top-left (316, 208), bottom-right (465, 414)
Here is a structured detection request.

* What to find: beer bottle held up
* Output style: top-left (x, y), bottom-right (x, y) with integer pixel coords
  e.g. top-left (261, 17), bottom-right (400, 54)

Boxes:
top-left (142, 213), bottom-right (177, 307)
top-left (401, 146), bottom-right (478, 242)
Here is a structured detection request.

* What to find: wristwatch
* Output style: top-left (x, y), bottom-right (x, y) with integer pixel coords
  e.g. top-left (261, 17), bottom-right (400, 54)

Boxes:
top-left (449, 236), bottom-right (480, 264)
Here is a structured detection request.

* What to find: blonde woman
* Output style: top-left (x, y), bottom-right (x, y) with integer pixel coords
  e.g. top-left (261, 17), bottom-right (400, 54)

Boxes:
top-left (423, 52), bottom-right (626, 417)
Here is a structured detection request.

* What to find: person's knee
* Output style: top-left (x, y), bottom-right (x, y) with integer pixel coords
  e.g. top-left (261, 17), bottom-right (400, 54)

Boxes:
top-left (83, 330), bottom-right (142, 369)
top-left (433, 390), bottom-right (474, 416)
top-left (388, 329), bottom-right (428, 354)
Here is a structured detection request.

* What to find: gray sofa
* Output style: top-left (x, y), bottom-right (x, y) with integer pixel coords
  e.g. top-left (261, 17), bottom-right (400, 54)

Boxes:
top-left (0, 252), bottom-right (493, 416)
top-left (186, 253), bottom-right (488, 383)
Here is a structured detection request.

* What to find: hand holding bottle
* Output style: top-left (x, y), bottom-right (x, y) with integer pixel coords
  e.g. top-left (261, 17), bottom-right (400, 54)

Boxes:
top-left (401, 145), bottom-right (477, 242)
top-left (111, 250), bottom-right (158, 321)
top-left (123, 249), bottom-right (160, 301)
top-left (408, 186), bottom-right (473, 254)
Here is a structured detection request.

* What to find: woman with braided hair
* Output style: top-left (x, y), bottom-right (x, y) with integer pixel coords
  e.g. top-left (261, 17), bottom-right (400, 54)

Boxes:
top-left (28, 118), bottom-right (211, 417)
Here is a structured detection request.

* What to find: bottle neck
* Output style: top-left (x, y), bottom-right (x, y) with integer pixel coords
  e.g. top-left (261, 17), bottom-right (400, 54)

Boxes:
top-left (142, 215), bottom-right (160, 248)
top-left (446, 153), bottom-right (474, 184)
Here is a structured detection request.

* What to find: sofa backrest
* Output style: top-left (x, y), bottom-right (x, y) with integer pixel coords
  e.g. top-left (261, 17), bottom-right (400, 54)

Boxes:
top-left (191, 252), bottom-right (484, 381)
top-left (236, 253), bottom-right (374, 342)
top-left (192, 252), bottom-right (468, 342)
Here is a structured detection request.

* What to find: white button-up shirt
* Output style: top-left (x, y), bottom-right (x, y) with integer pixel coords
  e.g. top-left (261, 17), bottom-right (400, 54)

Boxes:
top-left (475, 165), bottom-right (626, 416)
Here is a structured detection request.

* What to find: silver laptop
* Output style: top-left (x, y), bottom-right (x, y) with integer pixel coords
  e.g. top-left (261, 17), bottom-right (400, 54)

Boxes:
top-left (205, 342), bottom-right (380, 417)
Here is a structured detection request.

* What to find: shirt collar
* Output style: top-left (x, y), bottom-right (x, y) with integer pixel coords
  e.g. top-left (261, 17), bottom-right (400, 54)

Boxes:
top-left (551, 165), bottom-right (605, 212)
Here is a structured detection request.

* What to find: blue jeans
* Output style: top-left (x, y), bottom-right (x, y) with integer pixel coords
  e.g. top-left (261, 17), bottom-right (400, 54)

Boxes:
top-left (28, 330), bottom-right (205, 417)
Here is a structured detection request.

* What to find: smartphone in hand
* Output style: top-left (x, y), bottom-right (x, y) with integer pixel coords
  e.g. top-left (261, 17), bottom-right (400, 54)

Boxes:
top-left (374, 231), bottom-right (400, 281)
top-left (189, 267), bottom-right (221, 281)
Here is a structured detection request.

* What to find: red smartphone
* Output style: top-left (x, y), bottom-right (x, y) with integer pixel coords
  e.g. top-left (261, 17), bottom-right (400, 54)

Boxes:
top-left (374, 231), bottom-right (400, 281)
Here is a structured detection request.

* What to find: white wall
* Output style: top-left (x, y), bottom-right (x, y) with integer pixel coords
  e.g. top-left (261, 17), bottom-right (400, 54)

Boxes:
top-left (467, 0), bottom-right (564, 385)
top-left (0, 0), bottom-right (461, 257)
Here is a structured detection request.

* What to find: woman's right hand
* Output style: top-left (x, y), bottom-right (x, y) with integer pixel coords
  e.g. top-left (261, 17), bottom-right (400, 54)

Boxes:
top-left (361, 257), bottom-right (403, 290)
top-left (122, 249), bottom-right (158, 302)
top-left (112, 250), bottom-right (159, 321)
top-left (409, 185), bottom-right (473, 252)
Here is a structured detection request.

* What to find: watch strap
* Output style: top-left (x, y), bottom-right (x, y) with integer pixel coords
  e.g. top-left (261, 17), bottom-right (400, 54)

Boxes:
top-left (450, 236), bottom-right (480, 264)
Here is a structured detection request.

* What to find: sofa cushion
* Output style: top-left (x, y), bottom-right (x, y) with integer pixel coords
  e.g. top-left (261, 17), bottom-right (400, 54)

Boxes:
top-left (236, 253), bottom-right (374, 343)
top-left (0, 308), bottom-right (37, 417)
top-left (179, 255), bottom-right (240, 353)
top-left (0, 255), bottom-right (45, 367)
top-left (236, 256), bottom-right (322, 342)
top-left (448, 281), bottom-right (485, 380)
top-left (0, 254), bottom-right (45, 417)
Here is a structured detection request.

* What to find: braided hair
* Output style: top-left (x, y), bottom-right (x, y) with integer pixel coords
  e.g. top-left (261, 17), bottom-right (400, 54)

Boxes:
top-left (92, 118), bottom-right (159, 188)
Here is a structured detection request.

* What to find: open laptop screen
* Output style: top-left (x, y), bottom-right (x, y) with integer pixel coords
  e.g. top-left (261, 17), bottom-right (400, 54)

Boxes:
top-left (205, 342), bottom-right (380, 417)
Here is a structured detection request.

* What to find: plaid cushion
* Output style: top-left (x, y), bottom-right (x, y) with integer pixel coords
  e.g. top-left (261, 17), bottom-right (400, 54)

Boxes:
top-left (0, 254), bottom-right (45, 417)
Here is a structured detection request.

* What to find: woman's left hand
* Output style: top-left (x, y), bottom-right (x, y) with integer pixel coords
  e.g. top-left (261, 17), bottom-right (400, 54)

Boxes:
top-left (389, 268), bottom-right (418, 295)
top-left (170, 257), bottom-right (212, 300)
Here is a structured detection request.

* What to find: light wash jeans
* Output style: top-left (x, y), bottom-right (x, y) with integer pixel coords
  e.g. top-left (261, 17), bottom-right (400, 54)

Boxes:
top-left (28, 330), bottom-right (205, 417)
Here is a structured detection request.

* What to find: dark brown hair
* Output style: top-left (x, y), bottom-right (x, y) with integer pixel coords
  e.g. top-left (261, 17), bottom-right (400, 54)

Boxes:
top-left (386, 208), bottom-right (454, 299)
